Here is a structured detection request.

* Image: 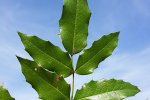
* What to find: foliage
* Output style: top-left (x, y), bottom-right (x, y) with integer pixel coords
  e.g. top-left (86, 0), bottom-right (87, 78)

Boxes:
top-left (0, 85), bottom-right (14, 100)
top-left (74, 79), bottom-right (140, 100)
top-left (1, 0), bottom-right (140, 100)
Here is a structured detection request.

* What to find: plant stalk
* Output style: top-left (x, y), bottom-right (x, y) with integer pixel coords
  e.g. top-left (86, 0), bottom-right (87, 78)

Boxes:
top-left (71, 55), bottom-right (74, 100)
top-left (71, 72), bottom-right (74, 100)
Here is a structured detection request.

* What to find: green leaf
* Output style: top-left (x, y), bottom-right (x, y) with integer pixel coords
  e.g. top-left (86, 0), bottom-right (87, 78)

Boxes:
top-left (74, 79), bottom-right (140, 100)
top-left (18, 32), bottom-right (73, 77)
top-left (17, 56), bottom-right (70, 100)
top-left (75, 32), bottom-right (119, 75)
top-left (59, 0), bottom-right (91, 55)
top-left (0, 85), bottom-right (14, 100)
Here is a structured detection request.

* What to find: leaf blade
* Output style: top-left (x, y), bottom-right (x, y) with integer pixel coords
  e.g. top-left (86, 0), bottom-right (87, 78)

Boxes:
top-left (18, 32), bottom-right (73, 77)
top-left (0, 85), bottom-right (14, 100)
top-left (17, 56), bottom-right (70, 100)
top-left (59, 0), bottom-right (91, 55)
top-left (74, 79), bottom-right (140, 100)
top-left (76, 32), bottom-right (119, 75)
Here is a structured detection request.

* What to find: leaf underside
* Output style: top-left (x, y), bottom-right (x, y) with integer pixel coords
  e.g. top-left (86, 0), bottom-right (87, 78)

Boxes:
top-left (0, 85), bottom-right (14, 100)
top-left (76, 32), bottom-right (119, 75)
top-left (18, 32), bottom-right (73, 77)
top-left (74, 79), bottom-right (140, 100)
top-left (17, 56), bottom-right (70, 100)
top-left (59, 0), bottom-right (91, 55)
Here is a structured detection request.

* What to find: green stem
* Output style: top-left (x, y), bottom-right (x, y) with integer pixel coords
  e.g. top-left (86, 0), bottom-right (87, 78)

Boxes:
top-left (71, 73), bottom-right (74, 100)
top-left (71, 55), bottom-right (74, 100)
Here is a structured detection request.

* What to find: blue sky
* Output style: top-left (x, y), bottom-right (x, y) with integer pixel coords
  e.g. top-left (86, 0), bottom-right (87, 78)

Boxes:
top-left (0, 0), bottom-right (150, 99)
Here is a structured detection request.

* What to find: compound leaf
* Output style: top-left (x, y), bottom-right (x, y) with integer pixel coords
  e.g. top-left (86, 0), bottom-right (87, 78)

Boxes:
top-left (59, 0), bottom-right (91, 55)
top-left (76, 32), bottom-right (119, 75)
top-left (0, 85), bottom-right (14, 100)
top-left (18, 32), bottom-right (73, 77)
top-left (74, 79), bottom-right (140, 100)
top-left (17, 56), bottom-right (70, 100)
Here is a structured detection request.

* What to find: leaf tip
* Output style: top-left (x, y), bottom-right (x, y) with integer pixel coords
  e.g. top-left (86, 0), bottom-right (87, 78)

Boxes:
top-left (137, 87), bottom-right (141, 92)
top-left (112, 31), bottom-right (120, 37)
top-left (116, 31), bottom-right (120, 34)
top-left (17, 31), bottom-right (23, 37)
top-left (132, 84), bottom-right (141, 94)
top-left (16, 55), bottom-right (21, 60)
top-left (16, 56), bottom-right (26, 63)
top-left (17, 31), bottom-right (27, 40)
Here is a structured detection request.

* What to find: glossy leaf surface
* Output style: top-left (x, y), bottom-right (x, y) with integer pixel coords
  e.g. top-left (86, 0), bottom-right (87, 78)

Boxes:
top-left (74, 79), bottom-right (140, 100)
top-left (18, 32), bottom-right (73, 77)
top-left (17, 57), bottom-right (70, 100)
top-left (0, 85), bottom-right (14, 100)
top-left (76, 32), bottom-right (119, 75)
top-left (59, 0), bottom-right (91, 55)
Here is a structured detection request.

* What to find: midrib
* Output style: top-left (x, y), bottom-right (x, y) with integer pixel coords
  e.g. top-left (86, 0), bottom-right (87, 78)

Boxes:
top-left (24, 39), bottom-right (71, 71)
top-left (72, 0), bottom-right (78, 54)
top-left (23, 62), bottom-right (69, 100)
top-left (76, 37), bottom-right (117, 71)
